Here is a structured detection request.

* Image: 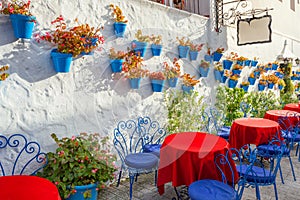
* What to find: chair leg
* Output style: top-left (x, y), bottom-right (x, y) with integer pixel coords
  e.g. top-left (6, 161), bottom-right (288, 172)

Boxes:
top-left (273, 183), bottom-right (279, 200)
top-left (278, 164), bottom-right (284, 184)
top-left (135, 173), bottom-right (139, 182)
top-left (129, 174), bottom-right (135, 200)
top-left (155, 170), bottom-right (158, 185)
top-left (255, 184), bottom-right (261, 200)
top-left (116, 170), bottom-right (122, 187)
top-left (288, 155), bottom-right (296, 181)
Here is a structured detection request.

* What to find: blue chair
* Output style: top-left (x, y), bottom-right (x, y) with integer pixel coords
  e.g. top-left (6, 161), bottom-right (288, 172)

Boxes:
top-left (240, 102), bottom-right (252, 117)
top-left (201, 110), bottom-right (212, 133)
top-left (0, 134), bottom-right (47, 176)
top-left (209, 107), bottom-right (231, 140)
top-left (238, 139), bottom-right (284, 200)
top-left (113, 117), bottom-right (165, 200)
top-left (188, 149), bottom-right (244, 200)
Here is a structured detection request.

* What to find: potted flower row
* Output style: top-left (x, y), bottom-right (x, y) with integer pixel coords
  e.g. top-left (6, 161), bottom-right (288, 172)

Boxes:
top-left (204, 47), bottom-right (225, 62)
top-left (132, 30), bottom-right (162, 57)
top-left (109, 4), bottom-right (128, 37)
top-left (176, 37), bottom-right (204, 60)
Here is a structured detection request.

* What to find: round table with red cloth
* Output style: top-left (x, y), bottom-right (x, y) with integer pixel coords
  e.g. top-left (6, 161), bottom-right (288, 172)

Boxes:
top-left (0, 175), bottom-right (61, 200)
top-left (157, 132), bottom-right (238, 195)
top-left (229, 118), bottom-right (281, 149)
top-left (283, 103), bottom-right (300, 113)
top-left (264, 110), bottom-right (299, 128)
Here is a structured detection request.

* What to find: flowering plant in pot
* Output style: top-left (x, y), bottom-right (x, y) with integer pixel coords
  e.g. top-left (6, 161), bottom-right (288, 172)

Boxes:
top-left (149, 34), bottom-right (162, 56)
top-left (213, 62), bottom-right (224, 82)
top-left (188, 42), bottom-right (204, 60)
top-left (181, 73), bottom-right (200, 93)
top-left (176, 36), bottom-right (191, 58)
top-left (0, 0), bottom-right (36, 38)
top-left (163, 58), bottom-right (182, 87)
top-left (212, 47), bottom-right (224, 62)
top-left (37, 133), bottom-right (117, 200)
top-left (199, 60), bottom-right (210, 77)
top-left (228, 74), bottom-right (239, 88)
top-left (132, 30), bottom-right (150, 57)
top-left (109, 4), bottom-right (127, 37)
top-left (240, 81), bottom-right (250, 92)
top-left (149, 71), bottom-right (166, 92)
top-left (0, 65), bottom-right (9, 82)
top-left (109, 48), bottom-right (127, 73)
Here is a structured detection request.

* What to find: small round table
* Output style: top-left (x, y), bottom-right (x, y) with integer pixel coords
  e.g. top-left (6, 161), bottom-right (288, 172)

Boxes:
top-left (264, 110), bottom-right (299, 128)
top-left (229, 118), bottom-right (281, 149)
top-left (283, 103), bottom-right (300, 113)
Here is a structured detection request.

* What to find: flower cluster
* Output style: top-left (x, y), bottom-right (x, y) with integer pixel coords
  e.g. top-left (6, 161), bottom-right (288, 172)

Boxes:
top-left (189, 43), bottom-right (204, 52)
top-left (232, 64), bottom-right (243, 70)
top-left (0, 65), bottom-right (9, 81)
top-left (266, 74), bottom-right (279, 84)
top-left (122, 51), bottom-right (149, 78)
top-left (241, 81), bottom-right (250, 86)
top-left (109, 48), bottom-right (126, 59)
top-left (0, 0), bottom-right (32, 16)
top-left (181, 73), bottom-right (200, 87)
top-left (200, 60), bottom-right (210, 68)
top-left (149, 71), bottom-right (166, 80)
top-left (135, 29), bottom-right (151, 43)
top-left (259, 75), bottom-right (268, 85)
top-left (215, 47), bottom-right (225, 54)
top-left (214, 62), bottom-right (223, 71)
top-left (37, 15), bottom-right (104, 57)
top-left (37, 133), bottom-right (117, 199)
top-left (229, 74), bottom-right (240, 81)
top-left (150, 34), bottom-right (162, 45)
top-left (109, 4), bottom-right (127, 23)
top-left (163, 58), bottom-right (181, 79)
top-left (176, 37), bottom-right (191, 46)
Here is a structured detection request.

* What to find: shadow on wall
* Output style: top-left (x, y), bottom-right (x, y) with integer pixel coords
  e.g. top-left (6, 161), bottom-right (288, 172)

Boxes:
top-left (0, 16), bottom-right (18, 45)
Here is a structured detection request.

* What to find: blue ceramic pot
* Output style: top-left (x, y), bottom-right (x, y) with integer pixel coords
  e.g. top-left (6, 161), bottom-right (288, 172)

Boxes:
top-left (151, 79), bottom-right (165, 92)
top-left (66, 183), bottom-right (97, 200)
top-left (182, 85), bottom-right (194, 93)
top-left (204, 54), bottom-right (212, 62)
top-left (222, 76), bottom-right (228, 83)
top-left (223, 60), bottom-right (233, 70)
top-left (213, 52), bottom-right (223, 62)
top-left (278, 85), bottom-right (283, 90)
top-left (248, 77), bottom-right (256, 85)
top-left (232, 69), bottom-right (241, 75)
top-left (50, 49), bottom-right (73, 73)
top-left (251, 60), bottom-right (258, 67)
top-left (110, 59), bottom-right (124, 73)
top-left (236, 61), bottom-right (244, 66)
top-left (199, 67), bottom-right (209, 77)
top-left (189, 51), bottom-right (198, 61)
top-left (241, 85), bottom-right (249, 92)
top-left (168, 77), bottom-right (178, 88)
top-left (258, 84), bottom-right (266, 91)
top-left (10, 14), bottom-right (36, 39)
top-left (129, 78), bottom-right (141, 89)
top-left (214, 70), bottom-right (223, 82)
top-left (151, 44), bottom-right (162, 56)
top-left (272, 64), bottom-right (278, 70)
top-left (244, 60), bottom-right (251, 66)
top-left (132, 40), bottom-right (148, 57)
top-left (228, 79), bottom-right (238, 88)
top-left (178, 45), bottom-right (190, 58)
top-left (268, 83), bottom-right (274, 89)
top-left (114, 22), bottom-right (127, 37)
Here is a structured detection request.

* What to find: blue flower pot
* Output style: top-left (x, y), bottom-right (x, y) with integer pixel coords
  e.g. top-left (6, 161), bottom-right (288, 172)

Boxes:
top-left (254, 71), bottom-right (260, 78)
top-left (199, 67), bottom-right (209, 77)
top-left (272, 64), bottom-right (278, 70)
top-left (241, 85), bottom-right (249, 92)
top-left (10, 14), bottom-right (36, 39)
top-left (151, 44), bottom-right (162, 56)
top-left (50, 49), bottom-right (73, 73)
top-left (110, 59), bottom-right (124, 73)
top-left (268, 83), bottom-right (274, 89)
top-left (296, 71), bottom-right (300, 75)
top-left (251, 60), bottom-right (258, 67)
top-left (228, 79), bottom-right (238, 88)
top-left (129, 78), bottom-right (141, 89)
top-left (278, 85), bottom-right (283, 90)
top-left (232, 69), bottom-right (241, 75)
top-left (291, 76), bottom-right (297, 81)
top-left (189, 51), bottom-right (198, 61)
top-left (213, 52), bottom-right (223, 62)
top-left (182, 85), bottom-right (194, 93)
top-left (66, 183), bottom-right (98, 200)
top-left (168, 77), bottom-right (178, 87)
top-left (248, 77), bottom-right (256, 85)
top-left (151, 79), bottom-right (165, 92)
top-left (244, 60), bottom-right (251, 66)
top-left (204, 54), bottom-right (212, 62)
top-left (114, 22), bottom-right (127, 37)
top-left (214, 70), bottom-right (223, 82)
top-left (222, 76), bottom-right (228, 83)
top-left (275, 72), bottom-right (283, 79)
top-left (258, 84), bottom-right (266, 91)
top-left (81, 37), bottom-right (98, 55)
top-left (223, 60), bottom-right (233, 70)
top-left (236, 61), bottom-right (244, 66)
top-left (132, 40), bottom-right (148, 57)
top-left (178, 45), bottom-right (190, 58)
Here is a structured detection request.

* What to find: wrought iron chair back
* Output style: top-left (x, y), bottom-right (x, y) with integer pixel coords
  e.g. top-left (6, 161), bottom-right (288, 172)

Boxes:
top-left (0, 134), bottom-right (47, 176)
top-left (209, 107), bottom-right (226, 134)
top-left (201, 110), bottom-right (212, 133)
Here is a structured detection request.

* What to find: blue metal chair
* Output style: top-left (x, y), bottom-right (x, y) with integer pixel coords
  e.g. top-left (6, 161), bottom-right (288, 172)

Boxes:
top-left (201, 110), bottom-right (212, 133)
top-left (238, 138), bottom-right (284, 200)
top-left (240, 102), bottom-right (251, 117)
top-left (0, 134), bottom-right (47, 176)
top-left (188, 149), bottom-right (244, 200)
top-left (113, 117), bottom-right (165, 200)
top-left (209, 107), bottom-right (231, 140)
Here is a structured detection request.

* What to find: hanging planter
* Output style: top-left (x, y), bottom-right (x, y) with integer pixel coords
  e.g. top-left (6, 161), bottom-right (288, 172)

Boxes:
top-left (132, 40), bottom-right (148, 57)
top-left (228, 79), bottom-right (238, 88)
top-left (223, 60), bottom-right (233, 70)
top-left (268, 83), bottom-right (274, 89)
top-left (110, 59), bottom-right (124, 73)
top-left (151, 79), bottom-right (165, 92)
top-left (66, 183), bottom-right (98, 200)
top-left (244, 60), bottom-right (251, 66)
top-left (199, 66), bottom-right (209, 77)
top-left (214, 70), bottom-right (223, 82)
top-left (232, 69), bottom-right (242, 75)
top-left (178, 45), bottom-right (190, 58)
top-left (258, 84), bottom-right (266, 91)
top-left (50, 49), bottom-right (73, 73)
top-left (241, 85), bottom-right (249, 92)
top-left (213, 52), bottom-right (223, 62)
top-left (10, 14), bottom-right (36, 39)
top-left (114, 22), bottom-right (127, 37)
top-left (204, 54), bottom-right (212, 62)
top-left (182, 85), bottom-right (194, 93)
top-left (189, 51), bottom-right (198, 61)
top-left (151, 44), bottom-right (162, 56)
top-left (167, 77), bottom-right (178, 88)
top-left (251, 60), bottom-right (258, 67)
top-left (248, 77), bottom-right (256, 85)
top-left (236, 61), bottom-right (244, 66)
top-left (272, 63), bottom-right (278, 70)
top-left (222, 76), bottom-right (228, 83)
top-left (129, 78), bottom-right (141, 89)
top-left (278, 85), bottom-right (284, 90)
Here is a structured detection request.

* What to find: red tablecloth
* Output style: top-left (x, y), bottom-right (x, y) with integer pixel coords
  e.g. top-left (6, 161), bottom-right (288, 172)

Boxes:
top-left (264, 110), bottom-right (299, 128)
top-left (0, 175), bottom-right (61, 200)
top-left (157, 132), bottom-right (238, 195)
top-left (283, 103), bottom-right (300, 113)
top-left (229, 118), bottom-right (281, 149)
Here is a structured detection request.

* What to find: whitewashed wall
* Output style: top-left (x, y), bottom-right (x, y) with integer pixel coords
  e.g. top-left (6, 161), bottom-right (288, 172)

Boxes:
top-left (0, 0), bottom-right (209, 151)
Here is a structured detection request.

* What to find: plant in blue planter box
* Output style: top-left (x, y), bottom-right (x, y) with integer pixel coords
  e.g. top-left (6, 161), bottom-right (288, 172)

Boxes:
top-left (177, 36), bottom-right (191, 58)
top-left (258, 77), bottom-right (267, 91)
top-left (109, 4), bottom-right (128, 37)
top-left (149, 71), bottom-right (166, 92)
top-left (213, 62), bottom-right (224, 82)
top-left (109, 48), bottom-right (127, 73)
top-left (188, 42), bottom-right (204, 61)
top-left (150, 34), bottom-right (163, 56)
top-left (163, 58), bottom-right (181, 87)
top-left (228, 74), bottom-right (239, 88)
top-left (199, 60), bottom-right (210, 77)
top-left (212, 47), bottom-right (224, 62)
top-left (240, 81), bottom-right (250, 92)
top-left (181, 73), bottom-right (200, 93)
top-left (132, 30), bottom-right (150, 57)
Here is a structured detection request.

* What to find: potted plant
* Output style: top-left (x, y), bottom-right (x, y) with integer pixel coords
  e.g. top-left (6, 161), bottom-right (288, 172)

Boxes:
top-left (132, 30), bottom-right (150, 57)
top-left (181, 73), bottom-right (200, 93)
top-left (212, 47), bottom-right (225, 62)
top-left (228, 74), bottom-right (239, 88)
top-left (109, 4), bottom-right (128, 37)
top-left (37, 133), bottom-right (117, 200)
top-left (189, 42), bottom-right (204, 61)
top-left (240, 81), bottom-right (250, 92)
top-left (251, 57), bottom-right (259, 67)
top-left (149, 71), bottom-right (166, 92)
top-left (266, 74), bottom-right (279, 89)
top-left (176, 37), bottom-right (191, 58)
top-left (235, 55), bottom-right (248, 66)
top-left (222, 51), bottom-right (237, 70)
top-left (214, 62), bottom-right (224, 82)
top-left (0, 65), bottom-right (9, 84)
top-left (163, 58), bottom-right (182, 87)
top-left (248, 72), bottom-right (256, 85)
top-left (222, 70), bottom-right (231, 83)
top-left (232, 63), bottom-right (243, 75)
top-left (109, 48), bottom-right (126, 73)
top-left (39, 16), bottom-right (104, 72)
top-left (277, 79), bottom-right (286, 90)
top-left (121, 51), bottom-right (149, 89)
top-left (0, 0), bottom-right (36, 39)
top-left (149, 34), bottom-right (162, 56)
top-left (199, 60), bottom-right (210, 77)
top-left (258, 75), bottom-right (268, 91)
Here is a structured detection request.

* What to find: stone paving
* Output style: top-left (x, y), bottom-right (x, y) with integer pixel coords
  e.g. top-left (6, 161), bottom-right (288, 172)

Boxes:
top-left (99, 152), bottom-right (300, 200)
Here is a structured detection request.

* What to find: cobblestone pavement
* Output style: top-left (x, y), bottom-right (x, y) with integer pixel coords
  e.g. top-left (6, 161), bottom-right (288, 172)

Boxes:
top-left (99, 152), bottom-right (300, 200)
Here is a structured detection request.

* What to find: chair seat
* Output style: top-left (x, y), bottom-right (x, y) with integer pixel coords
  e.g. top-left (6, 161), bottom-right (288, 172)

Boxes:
top-left (143, 144), bottom-right (161, 157)
top-left (237, 164), bottom-right (274, 183)
top-left (283, 131), bottom-right (300, 142)
top-left (125, 153), bottom-right (158, 169)
top-left (188, 179), bottom-right (236, 200)
top-left (257, 144), bottom-right (289, 156)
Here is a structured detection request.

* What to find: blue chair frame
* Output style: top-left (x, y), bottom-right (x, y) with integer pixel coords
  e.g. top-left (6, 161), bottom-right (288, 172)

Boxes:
top-left (209, 107), bottom-right (231, 139)
top-left (0, 134), bottom-right (47, 176)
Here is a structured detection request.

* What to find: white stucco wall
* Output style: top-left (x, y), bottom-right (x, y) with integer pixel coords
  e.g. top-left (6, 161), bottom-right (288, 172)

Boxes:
top-left (0, 0), bottom-right (210, 151)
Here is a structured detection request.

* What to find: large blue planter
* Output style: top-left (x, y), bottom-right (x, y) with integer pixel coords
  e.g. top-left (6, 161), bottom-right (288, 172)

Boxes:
top-left (258, 84), bottom-right (266, 91)
top-left (228, 79), bottom-right (238, 88)
top-left (204, 54), bottom-right (212, 62)
top-left (151, 44), bottom-right (162, 56)
top-left (268, 83), bottom-right (274, 89)
top-left (110, 59), bottom-right (123, 73)
top-left (214, 70), bottom-right (223, 82)
top-left (10, 14), bottom-right (36, 39)
top-left (254, 71), bottom-right (260, 78)
top-left (251, 60), bottom-right (258, 67)
top-left (223, 60), bottom-right (233, 70)
top-left (248, 77), bottom-right (256, 85)
top-left (272, 64), bottom-right (278, 70)
top-left (178, 45), bottom-right (190, 58)
top-left (114, 22), bottom-right (127, 37)
top-left (182, 85), bottom-right (194, 93)
top-left (199, 67), bottom-right (209, 77)
top-left (132, 40), bottom-right (148, 57)
top-left (66, 183), bottom-right (98, 200)
top-left (236, 61), bottom-right (244, 66)
top-left (244, 60), bottom-right (251, 66)
top-left (241, 85), bottom-right (249, 92)
top-left (213, 52), bottom-right (223, 62)
top-left (189, 51), bottom-right (198, 61)
top-left (222, 76), bottom-right (228, 83)
top-left (168, 77), bottom-right (178, 87)
top-left (50, 49), bottom-right (73, 73)
top-left (232, 69), bottom-right (241, 75)
top-left (129, 78), bottom-right (141, 89)
top-left (151, 79), bottom-right (165, 92)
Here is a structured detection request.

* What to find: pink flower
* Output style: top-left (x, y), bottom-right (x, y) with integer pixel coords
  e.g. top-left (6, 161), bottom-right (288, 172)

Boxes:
top-left (55, 182), bottom-right (59, 185)
top-left (71, 136), bottom-right (76, 141)
top-left (91, 169), bottom-right (98, 173)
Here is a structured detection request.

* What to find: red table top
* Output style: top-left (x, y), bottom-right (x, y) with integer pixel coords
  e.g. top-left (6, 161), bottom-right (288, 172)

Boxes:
top-left (0, 175), bottom-right (61, 200)
top-left (229, 118), bottom-right (280, 149)
top-left (157, 132), bottom-right (238, 195)
top-left (283, 103), bottom-right (300, 113)
top-left (264, 110), bottom-right (299, 127)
